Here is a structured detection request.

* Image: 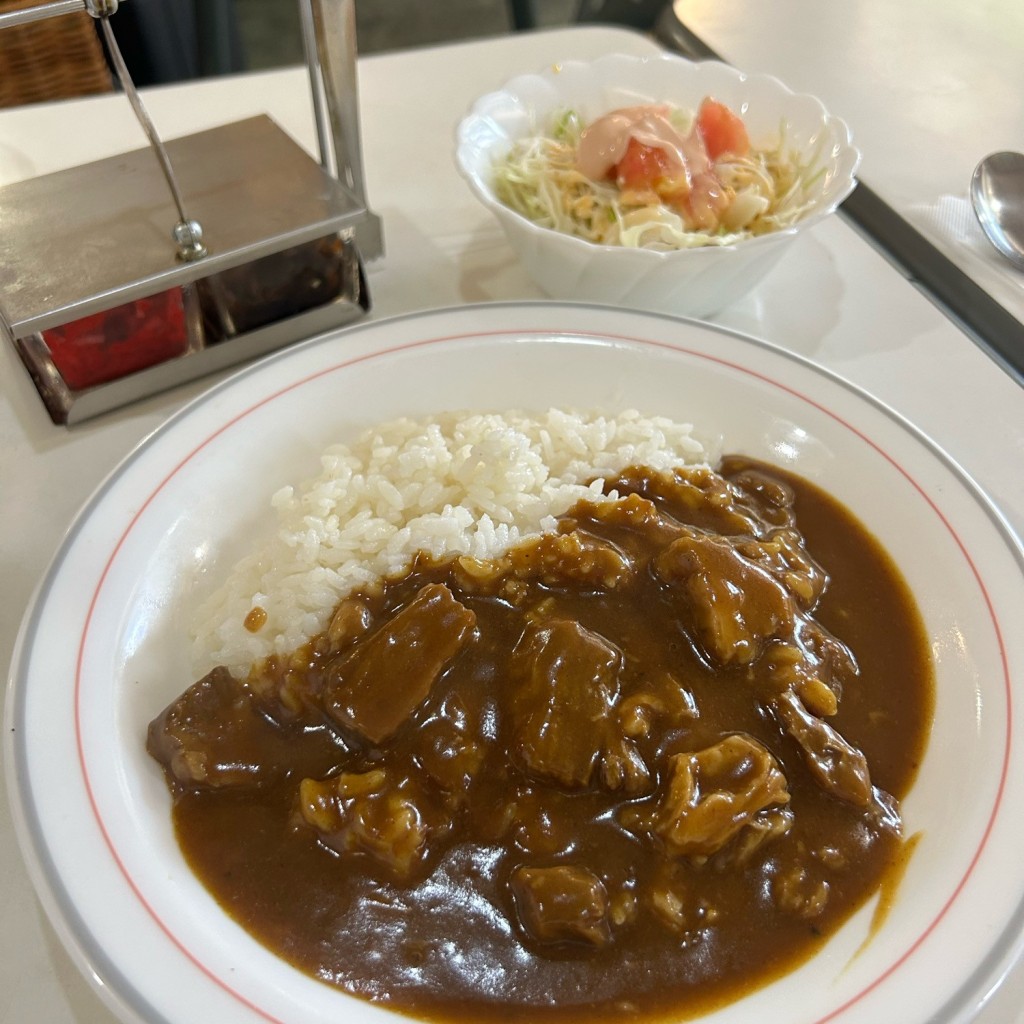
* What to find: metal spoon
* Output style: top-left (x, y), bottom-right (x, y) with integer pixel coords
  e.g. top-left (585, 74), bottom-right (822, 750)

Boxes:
top-left (970, 150), bottom-right (1024, 270)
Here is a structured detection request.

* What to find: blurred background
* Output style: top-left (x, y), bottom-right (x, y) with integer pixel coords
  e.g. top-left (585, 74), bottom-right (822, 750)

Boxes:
top-left (0, 0), bottom-right (671, 105)
top-left (244, 0), bottom-right (580, 66)
top-left (196, 0), bottom-right (666, 79)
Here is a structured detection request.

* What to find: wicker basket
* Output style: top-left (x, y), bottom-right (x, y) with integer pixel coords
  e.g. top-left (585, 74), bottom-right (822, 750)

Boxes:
top-left (0, 0), bottom-right (113, 107)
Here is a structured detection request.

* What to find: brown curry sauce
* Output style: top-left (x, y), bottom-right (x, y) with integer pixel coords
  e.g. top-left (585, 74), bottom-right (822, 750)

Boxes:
top-left (148, 458), bottom-right (933, 1021)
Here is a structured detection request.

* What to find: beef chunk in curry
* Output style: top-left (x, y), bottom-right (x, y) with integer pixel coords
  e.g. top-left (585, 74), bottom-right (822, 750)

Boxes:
top-left (324, 582), bottom-right (477, 745)
top-left (148, 666), bottom-right (299, 789)
top-left (147, 457), bottom-right (932, 1023)
top-left (294, 767), bottom-right (451, 882)
top-left (509, 618), bottom-right (647, 793)
top-left (622, 734), bottom-right (791, 859)
top-left (510, 865), bottom-right (613, 949)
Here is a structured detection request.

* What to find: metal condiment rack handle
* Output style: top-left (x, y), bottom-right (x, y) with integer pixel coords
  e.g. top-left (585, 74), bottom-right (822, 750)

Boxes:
top-left (1, 0), bottom-right (207, 261)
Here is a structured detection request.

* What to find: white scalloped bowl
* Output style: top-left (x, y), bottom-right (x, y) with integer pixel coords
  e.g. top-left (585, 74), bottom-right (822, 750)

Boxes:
top-left (455, 53), bottom-right (860, 318)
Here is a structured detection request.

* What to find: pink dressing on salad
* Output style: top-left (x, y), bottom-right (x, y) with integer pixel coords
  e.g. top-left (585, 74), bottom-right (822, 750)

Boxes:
top-left (575, 104), bottom-right (711, 185)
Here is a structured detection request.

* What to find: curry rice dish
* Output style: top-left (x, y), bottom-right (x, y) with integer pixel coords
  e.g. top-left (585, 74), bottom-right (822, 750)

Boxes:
top-left (148, 410), bottom-right (933, 1022)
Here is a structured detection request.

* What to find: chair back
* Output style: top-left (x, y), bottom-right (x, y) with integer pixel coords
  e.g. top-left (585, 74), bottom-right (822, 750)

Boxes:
top-left (0, 0), bottom-right (113, 108)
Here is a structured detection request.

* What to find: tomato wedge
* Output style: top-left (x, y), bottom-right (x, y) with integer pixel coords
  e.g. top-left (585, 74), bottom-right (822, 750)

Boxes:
top-left (613, 136), bottom-right (674, 190)
top-left (696, 98), bottom-right (750, 160)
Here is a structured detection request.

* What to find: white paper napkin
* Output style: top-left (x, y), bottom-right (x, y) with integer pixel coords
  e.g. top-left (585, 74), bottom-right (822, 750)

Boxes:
top-left (904, 194), bottom-right (1024, 322)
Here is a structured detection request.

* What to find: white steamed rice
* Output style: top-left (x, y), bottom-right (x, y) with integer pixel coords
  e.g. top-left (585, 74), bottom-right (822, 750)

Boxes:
top-left (190, 408), bottom-right (715, 675)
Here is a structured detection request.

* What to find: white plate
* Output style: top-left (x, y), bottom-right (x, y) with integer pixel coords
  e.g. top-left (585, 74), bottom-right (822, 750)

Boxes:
top-left (6, 301), bottom-right (1024, 1024)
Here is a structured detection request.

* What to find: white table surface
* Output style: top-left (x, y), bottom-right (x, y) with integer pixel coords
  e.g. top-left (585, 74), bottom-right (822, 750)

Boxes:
top-left (2, 21), bottom-right (1023, 1024)
top-left (668, 0), bottom-right (1024, 336)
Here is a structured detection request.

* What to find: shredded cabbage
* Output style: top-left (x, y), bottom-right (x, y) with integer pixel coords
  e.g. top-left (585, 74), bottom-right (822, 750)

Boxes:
top-left (493, 107), bottom-right (827, 250)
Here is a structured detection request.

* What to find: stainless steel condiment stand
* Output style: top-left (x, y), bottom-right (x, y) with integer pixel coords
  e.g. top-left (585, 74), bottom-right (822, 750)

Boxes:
top-left (0, 0), bottom-right (383, 424)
